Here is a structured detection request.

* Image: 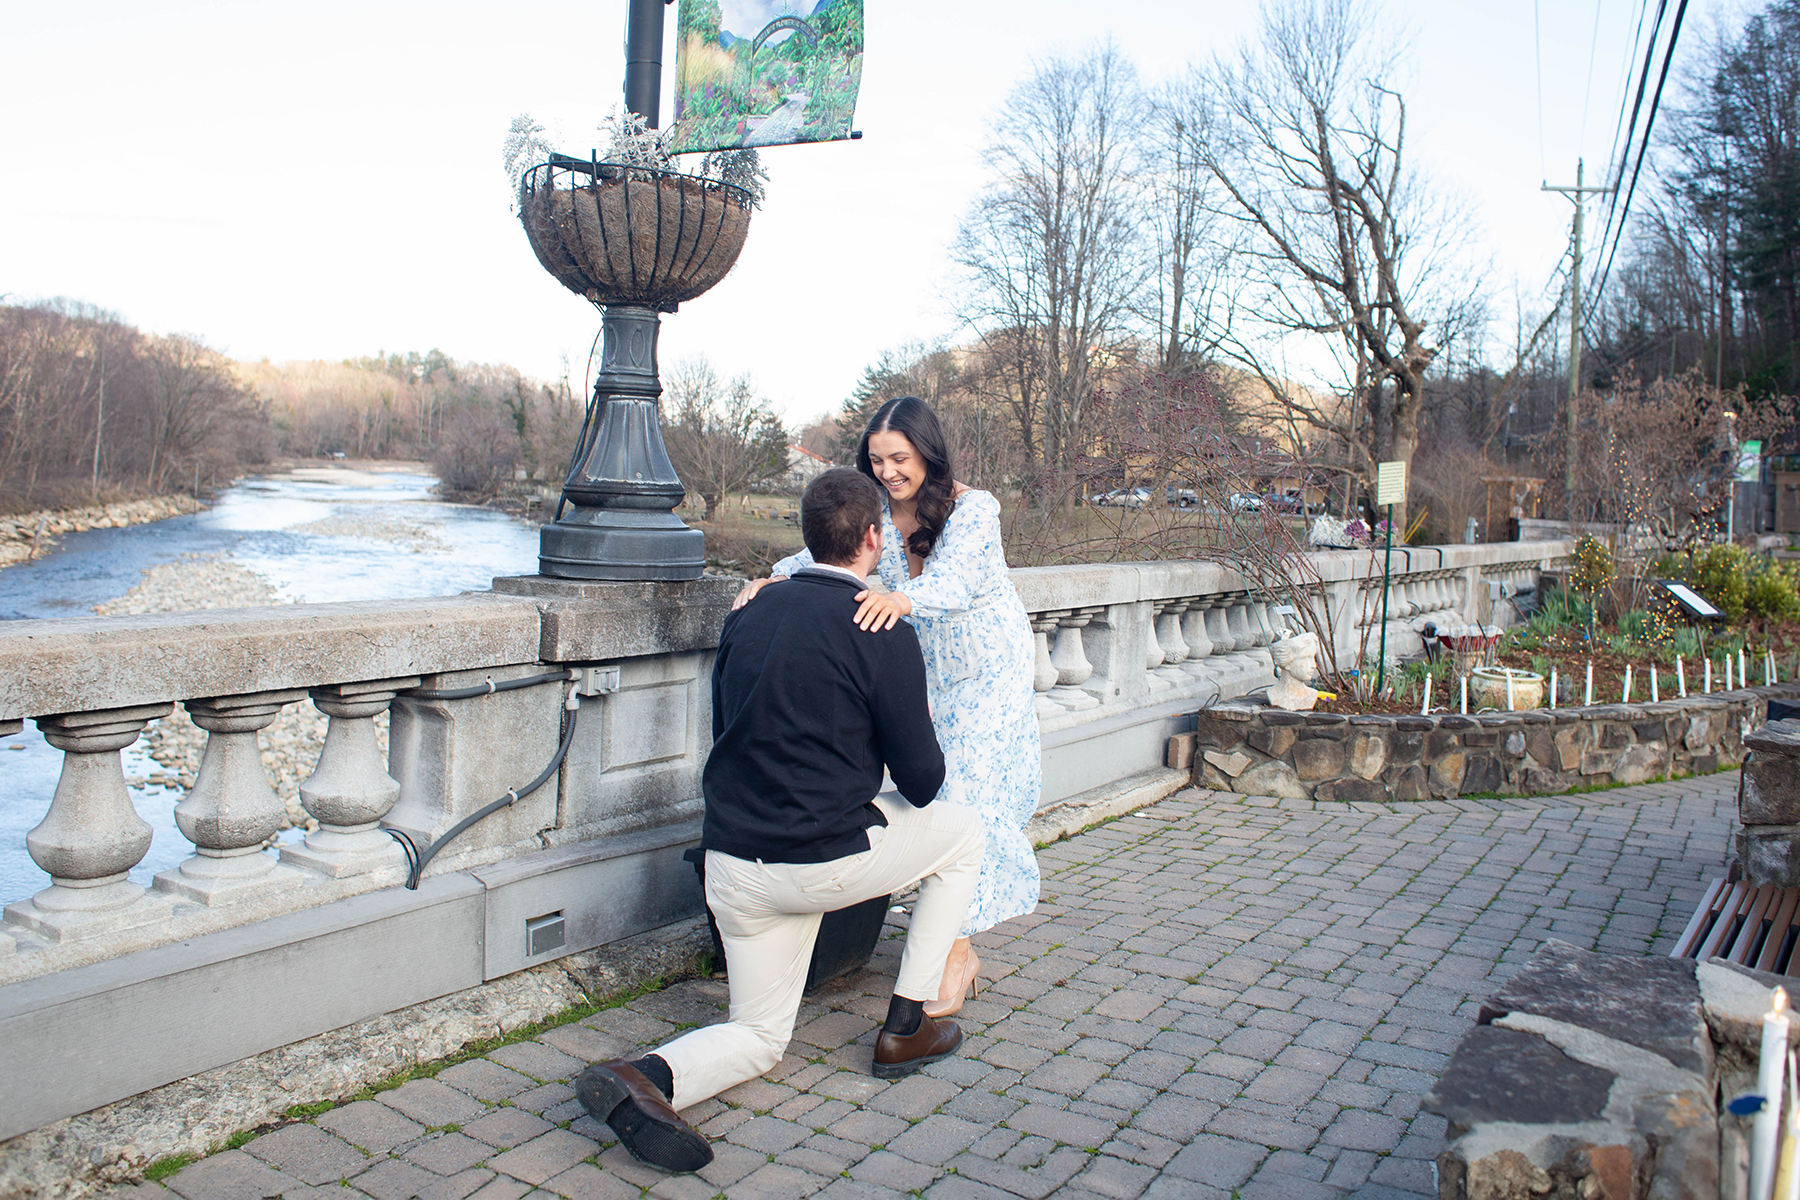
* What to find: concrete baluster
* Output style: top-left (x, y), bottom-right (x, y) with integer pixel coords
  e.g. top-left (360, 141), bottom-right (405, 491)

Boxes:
top-left (1250, 599), bottom-right (1274, 648)
top-left (1047, 611), bottom-right (1100, 711)
top-left (1180, 598), bottom-right (1216, 680)
top-left (1204, 603), bottom-right (1233, 663)
top-left (1030, 616), bottom-right (1065, 718)
top-left (281, 678), bottom-right (420, 879)
top-left (1145, 604), bottom-right (1173, 693)
top-left (155, 690), bottom-right (310, 905)
top-left (3, 704), bottom-right (176, 942)
top-left (1157, 600), bottom-right (1191, 665)
top-left (1226, 598), bottom-right (1255, 655)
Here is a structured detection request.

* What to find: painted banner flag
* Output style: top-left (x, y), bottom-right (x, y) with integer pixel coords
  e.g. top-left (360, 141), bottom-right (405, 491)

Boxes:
top-left (670, 0), bottom-right (863, 154)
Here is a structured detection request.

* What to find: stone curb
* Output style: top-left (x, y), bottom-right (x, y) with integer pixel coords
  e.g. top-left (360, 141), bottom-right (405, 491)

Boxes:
top-left (0, 917), bottom-right (711, 1200)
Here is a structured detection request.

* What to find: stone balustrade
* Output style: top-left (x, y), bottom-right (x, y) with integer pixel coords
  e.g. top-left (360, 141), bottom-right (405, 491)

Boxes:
top-left (0, 541), bottom-right (1566, 975)
top-left (0, 539), bottom-right (1565, 1143)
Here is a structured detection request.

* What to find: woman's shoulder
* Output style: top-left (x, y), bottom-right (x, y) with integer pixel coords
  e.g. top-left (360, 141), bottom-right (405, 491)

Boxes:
top-left (949, 488), bottom-right (1000, 518)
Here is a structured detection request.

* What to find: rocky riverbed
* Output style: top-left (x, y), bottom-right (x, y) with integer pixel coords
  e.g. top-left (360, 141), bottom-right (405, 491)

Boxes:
top-left (96, 554), bottom-right (388, 834)
top-left (0, 495), bottom-right (199, 569)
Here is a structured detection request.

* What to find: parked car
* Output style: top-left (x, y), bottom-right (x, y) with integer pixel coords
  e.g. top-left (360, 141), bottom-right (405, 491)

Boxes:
top-left (1227, 492), bottom-right (1263, 512)
top-left (1263, 490), bottom-right (1306, 513)
top-left (1090, 487), bottom-right (1152, 508)
top-left (1166, 487), bottom-right (1199, 509)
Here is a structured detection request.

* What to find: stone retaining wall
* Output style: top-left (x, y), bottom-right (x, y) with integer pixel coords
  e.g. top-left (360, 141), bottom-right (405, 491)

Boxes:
top-left (1180, 686), bottom-right (1796, 802)
top-left (1736, 718), bottom-right (1800, 885)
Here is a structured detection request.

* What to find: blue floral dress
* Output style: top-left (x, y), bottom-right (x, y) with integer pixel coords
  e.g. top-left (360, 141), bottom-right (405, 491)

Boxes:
top-left (773, 490), bottom-right (1042, 937)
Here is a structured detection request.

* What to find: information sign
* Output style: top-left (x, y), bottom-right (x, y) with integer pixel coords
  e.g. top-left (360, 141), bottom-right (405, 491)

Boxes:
top-left (1376, 461), bottom-right (1407, 506)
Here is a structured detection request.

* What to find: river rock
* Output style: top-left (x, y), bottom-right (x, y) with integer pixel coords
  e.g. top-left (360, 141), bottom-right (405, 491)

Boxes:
top-left (1201, 749), bottom-right (1251, 778)
top-left (1292, 738), bottom-right (1345, 780)
top-left (1348, 732), bottom-right (1386, 779)
top-left (1232, 760), bottom-right (1307, 799)
top-left (1611, 742), bottom-right (1665, 785)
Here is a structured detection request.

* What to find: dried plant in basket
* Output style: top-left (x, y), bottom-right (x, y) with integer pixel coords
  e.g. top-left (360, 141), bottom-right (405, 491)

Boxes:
top-left (520, 162), bottom-right (755, 309)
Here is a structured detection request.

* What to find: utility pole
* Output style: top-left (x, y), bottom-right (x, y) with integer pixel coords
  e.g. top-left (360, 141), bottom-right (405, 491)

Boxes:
top-left (1543, 160), bottom-right (1614, 524)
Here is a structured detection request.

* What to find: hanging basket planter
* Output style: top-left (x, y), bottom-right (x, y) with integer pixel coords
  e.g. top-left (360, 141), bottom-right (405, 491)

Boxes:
top-left (519, 157), bottom-right (754, 309)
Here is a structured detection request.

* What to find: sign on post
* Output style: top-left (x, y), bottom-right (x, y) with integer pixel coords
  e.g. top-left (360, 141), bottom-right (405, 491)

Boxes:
top-left (1738, 440), bottom-right (1764, 483)
top-left (671, 0), bottom-right (865, 154)
top-left (1376, 461), bottom-right (1407, 507)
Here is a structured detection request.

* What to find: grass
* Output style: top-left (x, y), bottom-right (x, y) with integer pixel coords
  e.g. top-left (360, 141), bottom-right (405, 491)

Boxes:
top-left (136, 967), bottom-right (702, 1186)
top-left (142, 1153), bottom-right (197, 1182)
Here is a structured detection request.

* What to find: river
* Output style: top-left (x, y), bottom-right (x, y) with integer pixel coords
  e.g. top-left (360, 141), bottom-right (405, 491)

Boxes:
top-left (0, 466), bottom-right (540, 903)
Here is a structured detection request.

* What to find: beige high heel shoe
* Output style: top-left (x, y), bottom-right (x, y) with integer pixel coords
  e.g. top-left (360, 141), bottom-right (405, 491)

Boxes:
top-left (924, 950), bottom-right (981, 1019)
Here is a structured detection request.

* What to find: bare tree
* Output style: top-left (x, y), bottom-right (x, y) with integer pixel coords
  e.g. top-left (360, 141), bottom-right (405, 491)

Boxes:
top-left (1140, 86), bottom-right (1230, 376)
top-left (952, 43), bottom-right (1148, 487)
top-left (1188, 0), bottom-right (1484, 531)
top-left (661, 356), bottom-right (788, 521)
top-left (142, 334), bottom-right (252, 492)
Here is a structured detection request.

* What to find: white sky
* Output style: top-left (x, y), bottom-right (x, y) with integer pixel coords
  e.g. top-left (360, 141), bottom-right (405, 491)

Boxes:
top-left (1, 1), bottom-right (1733, 426)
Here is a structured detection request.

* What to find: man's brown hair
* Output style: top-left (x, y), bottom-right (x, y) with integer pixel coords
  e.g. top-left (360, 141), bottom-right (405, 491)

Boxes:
top-left (802, 467), bottom-right (883, 566)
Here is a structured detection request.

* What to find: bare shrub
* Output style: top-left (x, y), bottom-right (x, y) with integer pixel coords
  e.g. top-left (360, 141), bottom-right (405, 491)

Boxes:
top-left (431, 408), bottom-right (521, 498)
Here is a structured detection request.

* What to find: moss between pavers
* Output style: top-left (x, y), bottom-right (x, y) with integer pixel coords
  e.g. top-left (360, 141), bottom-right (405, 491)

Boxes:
top-left (139, 970), bottom-right (690, 1183)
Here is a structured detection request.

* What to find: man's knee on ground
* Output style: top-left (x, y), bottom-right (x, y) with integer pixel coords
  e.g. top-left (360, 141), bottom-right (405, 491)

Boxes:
top-left (743, 1030), bottom-right (789, 1078)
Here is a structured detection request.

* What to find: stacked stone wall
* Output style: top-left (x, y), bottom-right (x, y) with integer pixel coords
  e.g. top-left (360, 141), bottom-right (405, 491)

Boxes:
top-left (1178, 687), bottom-right (1795, 802)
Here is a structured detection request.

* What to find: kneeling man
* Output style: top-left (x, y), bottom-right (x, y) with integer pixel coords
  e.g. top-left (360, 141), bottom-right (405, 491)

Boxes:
top-left (575, 467), bottom-right (985, 1173)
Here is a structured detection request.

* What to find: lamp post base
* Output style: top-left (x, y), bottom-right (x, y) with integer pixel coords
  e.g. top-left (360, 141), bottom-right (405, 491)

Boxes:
top-left (539, 510), bottom-right (704, 581)
top-left (535, 304), bottom-right (705, 582)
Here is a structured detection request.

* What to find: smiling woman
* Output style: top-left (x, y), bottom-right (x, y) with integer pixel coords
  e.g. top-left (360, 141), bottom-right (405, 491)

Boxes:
top-left (740, 394), bottom-right (1043, 1018)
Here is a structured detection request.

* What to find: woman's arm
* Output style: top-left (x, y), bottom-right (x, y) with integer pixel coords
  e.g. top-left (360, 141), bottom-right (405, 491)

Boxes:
top-left (897, 492), bottom-right (997, 614)
top-left (729, 545), bottom-right (815, 610)
top-left (770, 546), bottom-right (815, 578)
top-left (851, 492), bottom-right (999, 630)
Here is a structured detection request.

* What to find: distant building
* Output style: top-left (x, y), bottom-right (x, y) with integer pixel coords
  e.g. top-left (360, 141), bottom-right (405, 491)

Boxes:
top-left (774, 443), bottom-right (832, 494)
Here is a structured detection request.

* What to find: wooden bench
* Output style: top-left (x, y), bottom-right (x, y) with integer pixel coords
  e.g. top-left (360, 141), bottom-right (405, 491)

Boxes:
top-left (1671, 878), bottom-right (1800, 976)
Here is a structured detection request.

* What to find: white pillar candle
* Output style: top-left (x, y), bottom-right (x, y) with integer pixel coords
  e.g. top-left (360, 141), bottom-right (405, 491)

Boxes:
top-left (1753, 987), bottom-right (1791, 1200)
top-left (1460, 674), bottom-right (1468, 715)
top-left (1506, 670), bottom-right (1516, 711)
top-left (1729, 655), bottom-right (1736, 692)
top-left (1585, 661), bottom-right (1594, 707)
top-left (1651, 666), bottom-right (1659, 703)
top-left (1707, 658), bottom-right (1714, 693)
top-left (1550, 667), bottom-right (1558, 709)
top-left (1770, 651), bottom-right (1777, 687)
top-left (1421, 673), bottom-right (1432, 715)
top-left (1623, 665), bottom-right (1633, 703)
top-left (1677, 656), bottom-right (1687, 697)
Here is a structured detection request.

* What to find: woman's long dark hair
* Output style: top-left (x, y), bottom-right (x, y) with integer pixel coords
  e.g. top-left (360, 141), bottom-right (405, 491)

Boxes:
top-left (857, 395), bottom-right (956, 559)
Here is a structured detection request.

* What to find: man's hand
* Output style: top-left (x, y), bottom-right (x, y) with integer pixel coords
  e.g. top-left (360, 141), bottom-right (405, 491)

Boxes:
top-left (731, 576), bottom-right (787, 610)
top-left (853, 589), bottom-right (912, 631)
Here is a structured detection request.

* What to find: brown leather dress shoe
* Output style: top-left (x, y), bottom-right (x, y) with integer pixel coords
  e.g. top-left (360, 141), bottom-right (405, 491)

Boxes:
top-left (872, 1014), bottom-right (963, 1080)
top-left (575, 1060), bottom-right (714, 1172)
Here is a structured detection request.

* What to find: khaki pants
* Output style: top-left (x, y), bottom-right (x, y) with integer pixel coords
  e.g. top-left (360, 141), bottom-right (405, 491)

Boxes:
top-left (658, 795), bottom-right (984, 1110)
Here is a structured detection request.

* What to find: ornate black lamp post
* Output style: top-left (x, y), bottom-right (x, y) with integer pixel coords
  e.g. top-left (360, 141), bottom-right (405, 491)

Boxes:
top-left (523, 0), bottom-right (750, 580)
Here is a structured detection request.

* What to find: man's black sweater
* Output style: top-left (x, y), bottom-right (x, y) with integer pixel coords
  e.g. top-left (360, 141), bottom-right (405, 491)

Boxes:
top-left (702, 567), bottom-right (946, 864)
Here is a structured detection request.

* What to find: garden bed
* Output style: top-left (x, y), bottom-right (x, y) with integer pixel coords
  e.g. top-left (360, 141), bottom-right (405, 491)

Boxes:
top-left (1183, 684), bottom-right (1798, 801)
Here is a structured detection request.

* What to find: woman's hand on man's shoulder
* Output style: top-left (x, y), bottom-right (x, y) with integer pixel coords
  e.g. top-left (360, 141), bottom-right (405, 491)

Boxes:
top-left (731, 575), bottom-right (786, 611)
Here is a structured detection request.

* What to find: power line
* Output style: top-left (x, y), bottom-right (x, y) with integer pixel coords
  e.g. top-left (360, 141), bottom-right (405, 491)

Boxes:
top-left (1597, 0), bottom-right (1654, 216)
top-left (1535, 0), bottom-right (1547, 181)
top-left (1586, 0), bottom-right (1666, 285)
top-left (1585, 0), bottom-right (1689, 324)
top-left (1579, 0), bottom-right (1607, 149)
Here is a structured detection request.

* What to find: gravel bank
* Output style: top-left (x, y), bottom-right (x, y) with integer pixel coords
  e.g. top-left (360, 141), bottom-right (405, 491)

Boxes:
top-left (97, 555), bottom-right (389, 833)
top-left (0, 496), bottom-right (199, 569)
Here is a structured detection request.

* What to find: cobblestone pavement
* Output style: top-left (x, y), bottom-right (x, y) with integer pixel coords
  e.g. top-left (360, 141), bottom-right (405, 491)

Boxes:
top-left (128, 773), bottom-right (1738, 1200)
